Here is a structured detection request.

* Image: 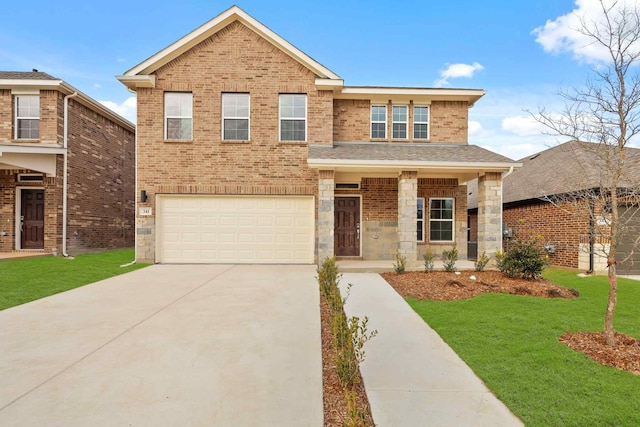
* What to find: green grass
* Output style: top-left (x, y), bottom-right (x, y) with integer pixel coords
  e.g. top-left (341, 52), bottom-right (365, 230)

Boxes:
top-left (408, 269), bottom-right (640, 426)
top-left (0, 249), bottom-right (148, 310)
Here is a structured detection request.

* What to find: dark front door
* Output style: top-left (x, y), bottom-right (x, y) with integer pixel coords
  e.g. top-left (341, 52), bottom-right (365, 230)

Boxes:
top-left (21, 189), bottom-right (45, 249)
top-left (335, 197), bottom-right (360, 257)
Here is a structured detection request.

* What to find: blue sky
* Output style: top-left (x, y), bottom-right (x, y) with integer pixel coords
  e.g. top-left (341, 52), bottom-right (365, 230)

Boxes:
top-left (0, 0), bottom-right (622, 160)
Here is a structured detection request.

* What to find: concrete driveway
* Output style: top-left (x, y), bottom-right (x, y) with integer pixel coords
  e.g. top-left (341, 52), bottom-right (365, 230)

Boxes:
top-left (0, 264), bottom-right (323, 426)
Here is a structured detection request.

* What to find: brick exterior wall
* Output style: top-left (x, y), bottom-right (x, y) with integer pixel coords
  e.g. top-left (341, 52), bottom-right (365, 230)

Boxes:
top-left (135, 21), bottom-right (331, 262)
top-left (0, 88), bottom-right (135, 254)
top-left (333, 99), bottom-right (468, 143)
top-left (503, 200), bottom-right (590, 269)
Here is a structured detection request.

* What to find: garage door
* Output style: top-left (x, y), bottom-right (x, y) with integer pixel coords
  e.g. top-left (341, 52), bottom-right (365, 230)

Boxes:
top-left (616, 206), bottom-right (640, 275)
top-left (157, 195), bottom-right (315, 264)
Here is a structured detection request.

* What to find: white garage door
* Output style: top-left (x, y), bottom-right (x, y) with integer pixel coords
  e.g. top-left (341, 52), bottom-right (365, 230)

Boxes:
top-left (157, 195), bottom-right (315, 264)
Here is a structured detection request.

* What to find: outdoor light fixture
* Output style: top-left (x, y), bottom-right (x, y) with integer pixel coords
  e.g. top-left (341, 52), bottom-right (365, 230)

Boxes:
top-left (141, 190), bottom-right (148, 203)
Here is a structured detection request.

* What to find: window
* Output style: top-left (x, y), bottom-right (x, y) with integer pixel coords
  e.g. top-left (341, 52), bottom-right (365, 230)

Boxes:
top-left (417, 198), bottom-right (425, 242)
top-left (222, 93), bottom-right (250, 141)
top-left (429, 198), bottom-right (454, 242)
top-left (279, 94), bottom-right (306, 141)
top-left (392, 105), bottom-right (408, 139)
top-left (414, 106), bottom-right (429, 139)
top-left (165, 92), bottom-right (192, 140)
top-left (371, 105), bottom-right (386, 138)
top-left (15, 96), bottom-right (40, 139)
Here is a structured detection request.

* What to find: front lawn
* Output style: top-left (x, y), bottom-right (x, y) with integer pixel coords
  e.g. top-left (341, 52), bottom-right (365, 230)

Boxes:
top-left (408, 269), bottom-right (640, 427)
top-left (0, 249), bottom-right (148, 310)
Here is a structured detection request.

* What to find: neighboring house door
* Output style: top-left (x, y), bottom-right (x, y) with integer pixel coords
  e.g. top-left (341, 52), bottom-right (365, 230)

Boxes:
top-left (21, 189), bottom-right (45, 249)
top-left (335, 197), bottom-right (360, 257)
top-left (616, 205), bottom-right (640, 275)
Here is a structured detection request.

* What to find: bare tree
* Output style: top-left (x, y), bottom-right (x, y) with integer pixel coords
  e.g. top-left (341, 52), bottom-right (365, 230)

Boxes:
top-left (535, 0), bottom-right (640, 347)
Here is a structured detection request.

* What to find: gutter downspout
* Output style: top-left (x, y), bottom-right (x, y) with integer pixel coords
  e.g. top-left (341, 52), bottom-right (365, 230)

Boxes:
top-left (500, 166), bottom-right (515, 251)
top-left (62, 92), bottom-right (78, 257)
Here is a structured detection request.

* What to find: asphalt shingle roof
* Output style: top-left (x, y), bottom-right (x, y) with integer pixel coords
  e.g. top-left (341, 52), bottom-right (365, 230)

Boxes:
top-left (468, 141), bottom-right (640, 209)
top-left (308, 142), bottom-right (516, 164)
top-left (0, 71), bottom-right (58, 80)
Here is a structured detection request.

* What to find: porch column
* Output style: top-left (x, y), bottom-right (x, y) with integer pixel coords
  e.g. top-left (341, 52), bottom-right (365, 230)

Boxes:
top-left (398, 171), bottom-right (418, 262)
top-left (317, 170), bottom-right (335, 264)
top-left (477, 172), bottom-right (503, 258)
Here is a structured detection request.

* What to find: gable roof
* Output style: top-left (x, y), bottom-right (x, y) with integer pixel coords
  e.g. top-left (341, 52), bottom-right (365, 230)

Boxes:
top-left (468, 141), bottom-right (640, 209)
top-left (118, 5), bottom-right (342, 90)
top-left (0, 71), bottom-right (134, 131)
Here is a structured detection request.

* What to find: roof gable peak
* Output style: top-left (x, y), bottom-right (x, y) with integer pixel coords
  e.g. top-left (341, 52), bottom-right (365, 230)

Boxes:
top-left (121, 5), bottom-right (340, 83)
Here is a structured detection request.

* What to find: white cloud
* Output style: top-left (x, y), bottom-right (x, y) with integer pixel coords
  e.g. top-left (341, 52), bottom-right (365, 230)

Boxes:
top-left (99, 96), bottom-right (136, 123)
top-left (116, 56), bottom-right (126, 63)
top-left (93, 83), bottom-right (102, 88)
top-left (501, 115), bottom-right (547, 136)
top-left (532, 0), bottom-right (640, 64)
top-left (468, 120), bottom-right (491, 138)
top-left (435, 62), bottom-right (484, 87)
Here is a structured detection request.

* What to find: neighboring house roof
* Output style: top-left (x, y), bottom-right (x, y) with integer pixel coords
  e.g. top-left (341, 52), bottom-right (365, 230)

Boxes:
top-left (0, 71), bottom-right (134, 132)
top-left (116, 6), bottom-right (486, 106)
top-left (308, 142), bottom-right (519, 180)
top-left (468, 140), bottom-right (640, 209)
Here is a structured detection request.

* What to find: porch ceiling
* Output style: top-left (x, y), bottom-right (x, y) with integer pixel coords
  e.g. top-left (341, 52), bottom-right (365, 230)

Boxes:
top-left (308, 142), bottom-right (521, 182)
top-left (0, 143), bottom-right (65, 176)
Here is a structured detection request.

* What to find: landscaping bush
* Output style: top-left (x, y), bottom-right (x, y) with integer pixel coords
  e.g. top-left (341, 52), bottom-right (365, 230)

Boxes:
top-left (423, 250), bottom-right (435, 273)
top-left (393, 253), bottom-right (406, 274)
top-left (318, 256), bottom-right (340, 299)
top-left (474, 251), bottom-right (490, 272)
top-left (496, 239), bottom-right (547, 280)
top-left (442, 245), bottom-right (458, 272)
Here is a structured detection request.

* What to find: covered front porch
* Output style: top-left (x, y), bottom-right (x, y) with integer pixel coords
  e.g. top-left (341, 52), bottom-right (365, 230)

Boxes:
top-left (308, 142), bottom-right (520, 266)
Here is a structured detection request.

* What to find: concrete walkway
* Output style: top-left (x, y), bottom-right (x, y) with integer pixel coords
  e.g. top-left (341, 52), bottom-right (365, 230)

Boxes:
top-left (0, 264), bottom-right (322, 427)
top-left (340, 273), bottom-right (523, 427)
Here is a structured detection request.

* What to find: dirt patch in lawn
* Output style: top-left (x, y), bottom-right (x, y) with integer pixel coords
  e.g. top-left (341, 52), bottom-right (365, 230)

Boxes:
top-left (320, 296), bottom-right (374, 426)
top-left (381, 270), bottom-right (578, 301)
top-left (560, 331), bottom-right (640, 375)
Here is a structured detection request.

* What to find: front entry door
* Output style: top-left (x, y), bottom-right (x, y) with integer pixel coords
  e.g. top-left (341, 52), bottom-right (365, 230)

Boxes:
top-left (335, 197), bottom-right (360, 256)
top-left (21, 189), bottom-right (45, 249)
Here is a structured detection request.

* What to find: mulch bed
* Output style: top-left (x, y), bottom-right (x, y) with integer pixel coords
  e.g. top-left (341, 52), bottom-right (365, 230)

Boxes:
top-left (320, 296), bottom-right (374, 426)
top-left (560, 331), bottom-right (640, 375)
top-left (380, 270), bottom-right (579, 301)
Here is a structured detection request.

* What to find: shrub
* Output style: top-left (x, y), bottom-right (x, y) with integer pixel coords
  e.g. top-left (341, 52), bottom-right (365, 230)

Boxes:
top-left (343, 389), bottom-right (368, 427)
top-left (474, 251), bottom-right (490, 272)
top-left (442, 245), bottom-right (458, 272)
top-left (393, 253), bottom-right (406, 274)
top-left (335, 315), bottom-right (378, 387)
top-left (317, 256), bottom-right (340, 299)
top-left (496, 239), bottom-right (547, 280)
top-left (423, 250), bottom-right (435, 273)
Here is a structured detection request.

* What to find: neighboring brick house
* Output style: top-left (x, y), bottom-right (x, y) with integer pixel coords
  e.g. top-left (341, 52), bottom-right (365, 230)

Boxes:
top-left (468, 141), bottom-right (640, 274)
top-left (0, 71), bottom-right (135, 255)
top-left (118, 6), bottom-right (519, 265)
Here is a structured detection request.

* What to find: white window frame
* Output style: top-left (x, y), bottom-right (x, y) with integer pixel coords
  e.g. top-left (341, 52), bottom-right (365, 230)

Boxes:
top-left (417, 197), bottom-right (425, 242)
top-left (222, 93), bottom-right (250, 141)
top-left (429, 197), bottom-right (455, 242)
top-left (279, 94), bottom-right (307, 142)
top-left (392, 105), bottom-right (408, 139)
top-left (15, 95), bottom-right (40, 140)
top-left (370, 105), bottom-right (387, 139)
top-left (164, 92), bottom-right (193, 140)
top-left (414, 105), bottom-right (430, 140)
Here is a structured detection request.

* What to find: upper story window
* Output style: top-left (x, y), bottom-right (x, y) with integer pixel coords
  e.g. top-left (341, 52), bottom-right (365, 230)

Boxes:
top-left (15, 96), bottom-right (40, 140)
top-left (279, 94), bottom-right (306, 142)
top-left (165, 92), bottom-right (192, 140)
top-left (392, 105), bottom-right (408, 139)
top-left (371, 105), bottom-right (387, 139)
top-left (414, 106), bottom-right (429, 140)
top-left (429, 198), bottom-right (454, 242)
top-left (222, 93), bottom-right (250, 141)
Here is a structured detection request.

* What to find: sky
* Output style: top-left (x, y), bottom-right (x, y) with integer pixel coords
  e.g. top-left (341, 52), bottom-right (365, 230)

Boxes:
top-left (0, 0), bottom-right (634, 160)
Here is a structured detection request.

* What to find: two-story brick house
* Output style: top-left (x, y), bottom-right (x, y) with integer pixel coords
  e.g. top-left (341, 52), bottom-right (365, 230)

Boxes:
top-left (118, 6), bottom-right (518, 265)
top-left (0, 71), bottom-right (135, 256)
